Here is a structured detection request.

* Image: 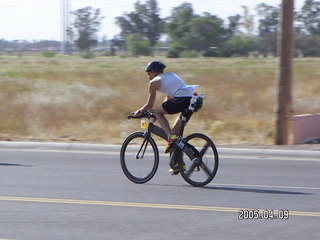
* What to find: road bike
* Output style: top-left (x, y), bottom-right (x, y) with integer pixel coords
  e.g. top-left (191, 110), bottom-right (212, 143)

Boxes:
top-left (120, 109), bottom-right (219, 187)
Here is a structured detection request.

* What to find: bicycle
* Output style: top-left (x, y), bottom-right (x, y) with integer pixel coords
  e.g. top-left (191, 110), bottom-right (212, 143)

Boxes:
top-left (120, 109), bottom-right (219, 187)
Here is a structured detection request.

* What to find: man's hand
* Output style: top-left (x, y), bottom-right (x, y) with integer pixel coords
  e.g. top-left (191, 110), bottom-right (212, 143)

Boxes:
top-left (133, 110), bottom-right (142, 116)
top-left (129, 110), bottom-right (145, 118)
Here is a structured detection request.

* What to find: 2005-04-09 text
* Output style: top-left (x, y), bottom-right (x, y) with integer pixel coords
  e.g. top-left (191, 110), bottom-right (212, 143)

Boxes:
top-left (238, 209), bottom-right (290, 220)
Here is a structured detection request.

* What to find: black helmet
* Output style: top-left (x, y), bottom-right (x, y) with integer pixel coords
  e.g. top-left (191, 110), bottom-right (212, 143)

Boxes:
top-left (145, 61), bottom-right (166, 72)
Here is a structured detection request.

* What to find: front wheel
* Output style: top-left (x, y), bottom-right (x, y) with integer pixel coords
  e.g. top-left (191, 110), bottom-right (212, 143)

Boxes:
top-left (179, 133), bottom-right (219, 187)
top-left (120, 132), bottom-right (159, 184)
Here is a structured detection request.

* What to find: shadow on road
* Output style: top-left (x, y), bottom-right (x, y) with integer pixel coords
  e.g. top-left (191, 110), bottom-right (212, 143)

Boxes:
top-left (147, 183), bottom-right (312, 195)
top-left (203, 186), bottom-right (312, 195)
top-left (0, 163), bottom-right (33, 167)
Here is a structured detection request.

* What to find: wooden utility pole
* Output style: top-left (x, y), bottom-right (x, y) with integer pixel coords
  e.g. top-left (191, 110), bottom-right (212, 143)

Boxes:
top-left (275, 0), bottom-right (294, 145)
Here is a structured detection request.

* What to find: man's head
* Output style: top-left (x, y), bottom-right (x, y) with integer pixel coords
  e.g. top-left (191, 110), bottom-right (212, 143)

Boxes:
top-left (145, 61), bottom-right (166, 80)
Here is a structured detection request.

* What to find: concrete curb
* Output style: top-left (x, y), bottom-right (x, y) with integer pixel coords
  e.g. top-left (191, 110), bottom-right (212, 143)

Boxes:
top-left (0, 141), bottom-right (118, 152)
top-left (0, 141), bottom-right (319, 160)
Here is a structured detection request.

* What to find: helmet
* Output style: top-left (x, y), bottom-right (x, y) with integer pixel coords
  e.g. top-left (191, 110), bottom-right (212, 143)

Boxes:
top-left (145, 61), bottom-right (166, 72)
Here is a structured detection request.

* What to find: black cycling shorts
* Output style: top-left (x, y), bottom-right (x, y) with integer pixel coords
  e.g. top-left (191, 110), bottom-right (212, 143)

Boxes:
top-left (162, 97), bottom-right (191, 114)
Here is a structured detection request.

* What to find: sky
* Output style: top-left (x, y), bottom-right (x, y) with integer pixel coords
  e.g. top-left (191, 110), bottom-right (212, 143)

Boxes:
top-left (0, 0), bottom-right (305, 41)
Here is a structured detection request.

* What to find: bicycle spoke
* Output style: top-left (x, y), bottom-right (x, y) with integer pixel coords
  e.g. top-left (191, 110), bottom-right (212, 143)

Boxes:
top-left (198, 142), bottom-right (210, 158)
top-left (185, 161), bottom-right (197, 177)
top-left (200, 163), bottom-right (212, 177)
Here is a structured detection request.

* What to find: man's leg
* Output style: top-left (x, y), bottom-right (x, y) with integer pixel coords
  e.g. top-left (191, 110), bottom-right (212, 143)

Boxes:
top-left (154, 105), bottom-right (171, 137)
top-left (171, 116), bottom-right (182, 135)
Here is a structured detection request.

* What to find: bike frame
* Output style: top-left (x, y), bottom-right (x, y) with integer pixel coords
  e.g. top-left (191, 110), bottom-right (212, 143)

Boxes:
top-left (147, 110), bottom-right (192, 139)
top-left (146, 111), bottom-right (199, 161)
top-left (147, 123), bottom-right (167, 140)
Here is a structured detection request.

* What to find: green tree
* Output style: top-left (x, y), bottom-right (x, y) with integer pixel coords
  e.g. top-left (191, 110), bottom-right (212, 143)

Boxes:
top-left (126, 33), bottom-right (151, 56)
top-left (256, 3), bottom-right (279, 35)
top-left (166, 3), bottom-right (195, 57)
top-left (166, 3), bottom-right (226, 57)
top-left (298, 0), bottom-right (320, 35)
top-left (295, 34), bottom-right (320, 56)
top-left (255, 3), bottom-right (279, 56)
top-left (220, 35), bottom-right (257, 57)
top-left (115, 0), bottom-right (164, 47)
top-left (227, 14), bottom-right (241, 37)
top-left (71, 7), bottom-right (104, 52)
top-left (189, 13), bottom-right (226, 51)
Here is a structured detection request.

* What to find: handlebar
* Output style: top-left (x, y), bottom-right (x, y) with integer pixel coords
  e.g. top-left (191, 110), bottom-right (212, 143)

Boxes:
top-left (128, 110), bottom-right (156, 120)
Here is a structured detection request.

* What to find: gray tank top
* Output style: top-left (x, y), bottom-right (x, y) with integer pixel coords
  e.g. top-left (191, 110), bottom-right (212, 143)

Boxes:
top-left (153, 72), bottom-right (194, 98)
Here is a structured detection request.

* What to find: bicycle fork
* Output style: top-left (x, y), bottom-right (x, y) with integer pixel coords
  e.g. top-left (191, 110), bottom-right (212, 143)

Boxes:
top-left (135, 133), bottom-right (150, 159)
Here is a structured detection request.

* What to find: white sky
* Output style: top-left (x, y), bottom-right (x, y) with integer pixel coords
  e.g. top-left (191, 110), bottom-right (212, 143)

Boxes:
top-left (0, 0), bottom-right (305, 41)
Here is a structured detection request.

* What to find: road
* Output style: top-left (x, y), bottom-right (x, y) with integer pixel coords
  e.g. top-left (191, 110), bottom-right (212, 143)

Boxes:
top-left (0, 143), bottom-right (319, 240)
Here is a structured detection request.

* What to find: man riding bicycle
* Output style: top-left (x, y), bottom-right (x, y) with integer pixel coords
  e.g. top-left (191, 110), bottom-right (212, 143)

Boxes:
top-left (133, 60), bottom-right (199, 153)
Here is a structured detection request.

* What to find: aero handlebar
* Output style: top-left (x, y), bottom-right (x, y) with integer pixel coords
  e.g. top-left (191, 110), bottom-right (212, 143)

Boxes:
top-left (128, 110), bottom-right (156, 120)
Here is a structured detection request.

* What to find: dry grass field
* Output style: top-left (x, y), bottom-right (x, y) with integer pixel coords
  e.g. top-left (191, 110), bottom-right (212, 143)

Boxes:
top-left (0, 55), bottom-right (319, 145)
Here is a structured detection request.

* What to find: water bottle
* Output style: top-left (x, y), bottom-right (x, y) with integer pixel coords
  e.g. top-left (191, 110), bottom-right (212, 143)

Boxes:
top-left (198, 94), bottom-right (204, 109)
top-left (140, 118), bottom-right (149, 129)
top-left (188, 93), bottom-right (198, 111)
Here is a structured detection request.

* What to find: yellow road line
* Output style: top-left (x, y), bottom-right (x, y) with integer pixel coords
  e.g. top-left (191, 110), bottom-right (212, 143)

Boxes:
top-left (0, 195), bottom-right (320, 217)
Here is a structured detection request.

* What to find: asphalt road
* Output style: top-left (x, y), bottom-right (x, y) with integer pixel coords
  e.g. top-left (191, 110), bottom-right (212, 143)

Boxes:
top-left (0, 143), bottom-right (319, 240)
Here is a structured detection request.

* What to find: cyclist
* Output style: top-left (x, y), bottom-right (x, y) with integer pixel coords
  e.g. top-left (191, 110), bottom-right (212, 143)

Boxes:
top-left (134, 60), bottom-right (198, 154)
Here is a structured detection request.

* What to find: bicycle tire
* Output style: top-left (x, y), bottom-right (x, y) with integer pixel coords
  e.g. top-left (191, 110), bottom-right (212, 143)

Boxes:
top-left (120, 132), bottom-right (159, 184)
top-left (178, 133), bottom-right (219, 187)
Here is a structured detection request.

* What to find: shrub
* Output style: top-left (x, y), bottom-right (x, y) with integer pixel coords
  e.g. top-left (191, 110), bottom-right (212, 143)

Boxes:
top-left (179, 50), bottom-right (199, 58)
top-left (126, 34), bottom-right (151, 57)
top-left (42, 51), bottom-right (56, 58)
top-left (82, 51), bottom-right (95, 59)
top-left (167, 48), bottom-right (180, 58)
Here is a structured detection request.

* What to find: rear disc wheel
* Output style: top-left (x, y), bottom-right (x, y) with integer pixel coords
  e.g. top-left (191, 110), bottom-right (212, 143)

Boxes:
top-left (179, 133), bottom-right (219, 187)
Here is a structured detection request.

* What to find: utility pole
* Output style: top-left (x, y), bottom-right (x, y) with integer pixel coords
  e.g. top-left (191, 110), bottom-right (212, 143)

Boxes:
top-left (275, 0), bottom-right (294, 145)
top-left (61, 0), bottom-right (71, 55)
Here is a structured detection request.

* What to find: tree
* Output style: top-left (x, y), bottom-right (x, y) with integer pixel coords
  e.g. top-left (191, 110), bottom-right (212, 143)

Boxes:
top-left (189, 13), bottom-right (226, 51)
top-left (297, 0), bottom-right (320, 35)
top-left (165, 3), bottom-right (193, 55)
top-left (166, 3), bottom-right (226, 57)
top-left (167, 2), bottom-right (194, 23)
top-left (240, 6), bottom-right (255, 36)
top-left (71, 7), bottom-right (104, 52)
top-left (115, 0), bottom-right (164, 47)
top-left (165, 3), bottom-right (195, 57)
top-left (126, 33), bottom-right (151, 56)
top-left (256, 3), bottom-right (279, 35)
top-left (255, 3), bottom-right (280, 56)
top-left (295, 34), bottom-right (320, 56)
top-left (227, 14), bottom-right (241, 37)
top-left (220, 35), bottom-right (257, 57)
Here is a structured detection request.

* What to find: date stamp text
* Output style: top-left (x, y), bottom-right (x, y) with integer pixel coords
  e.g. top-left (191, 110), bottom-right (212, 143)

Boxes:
top-left (238, 209), bottom-right (290, 220)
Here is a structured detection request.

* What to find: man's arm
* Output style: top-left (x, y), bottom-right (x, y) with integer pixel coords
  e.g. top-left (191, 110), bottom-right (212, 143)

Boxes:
top-left (139, 79), bottom-right (160, 111)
